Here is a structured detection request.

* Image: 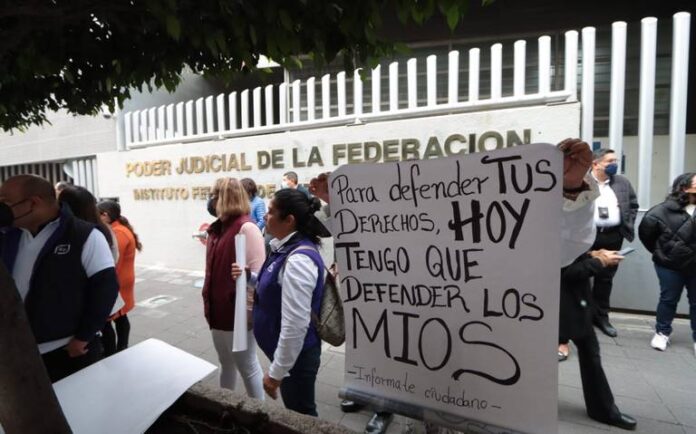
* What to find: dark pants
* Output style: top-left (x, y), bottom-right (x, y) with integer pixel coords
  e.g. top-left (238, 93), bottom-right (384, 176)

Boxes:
top-left (655, 265), bottom-right (696, 341)
top-left (102, 315), bottom-right (131, 357)
top-left (41, 338), bottom-right (103, 383)
top-left (573, 329), bottom-right (621, 422)
top-left (590, 229), bottom-right (623, 320)
top-left (280, 345), bottom-right (321, 416)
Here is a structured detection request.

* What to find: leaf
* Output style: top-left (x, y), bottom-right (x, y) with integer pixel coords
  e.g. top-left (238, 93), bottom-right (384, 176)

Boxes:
top-left (165, 15), bottom-right (181, 40)
top-left (446, 5), bottom-right (460, 30)
top-left (278, 10), bottom-right (293, 31)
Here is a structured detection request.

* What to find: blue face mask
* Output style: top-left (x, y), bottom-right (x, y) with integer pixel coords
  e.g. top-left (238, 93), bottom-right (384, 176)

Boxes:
top-left (604, 163), bottom-right (618, 176)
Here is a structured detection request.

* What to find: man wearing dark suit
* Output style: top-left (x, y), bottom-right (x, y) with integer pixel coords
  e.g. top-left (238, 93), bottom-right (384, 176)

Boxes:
top-left (589, 148), bottom-right (638, 337)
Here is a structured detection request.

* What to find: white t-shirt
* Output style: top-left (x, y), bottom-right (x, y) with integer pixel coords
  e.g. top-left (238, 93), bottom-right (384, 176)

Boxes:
top-left (11, 219), bottom-right (115, 353)
top-left (686, 204), bottom-right (695, 217)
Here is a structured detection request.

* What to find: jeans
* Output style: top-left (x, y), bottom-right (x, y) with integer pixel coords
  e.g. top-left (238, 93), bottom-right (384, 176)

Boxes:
top-left (280, 345), bottom-right (321, 416)
top-left (654, 265), bottom-right (696, 341)
top-left (211, 329), bottom-right (265, 399)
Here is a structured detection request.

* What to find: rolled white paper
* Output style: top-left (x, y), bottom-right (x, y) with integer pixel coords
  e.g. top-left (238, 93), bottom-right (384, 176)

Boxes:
top-left (232, 233), bottom-right (248, 352)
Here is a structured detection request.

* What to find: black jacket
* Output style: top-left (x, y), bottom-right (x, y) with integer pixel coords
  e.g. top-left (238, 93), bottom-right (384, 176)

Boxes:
top-left (0, 206), bottom-right (119, 343)
top-left (559, 253), bottom-right (604, 341)
top-left (639, 199), bottom-right (696, 274)
top-left (606, 174), bottom-right (639, 242)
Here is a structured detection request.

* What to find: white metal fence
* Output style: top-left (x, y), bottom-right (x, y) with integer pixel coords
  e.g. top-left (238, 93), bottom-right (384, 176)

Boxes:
top-left (122, 12), bottom-right (691, 208)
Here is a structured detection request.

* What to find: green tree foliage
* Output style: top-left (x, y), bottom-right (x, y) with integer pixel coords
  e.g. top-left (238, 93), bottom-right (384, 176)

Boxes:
top-left (0, 0), bottom-right (491, 131)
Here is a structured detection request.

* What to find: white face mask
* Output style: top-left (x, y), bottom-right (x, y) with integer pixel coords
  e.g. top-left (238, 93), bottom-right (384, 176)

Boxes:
top-left (280, 181), bottom-right (290, 189)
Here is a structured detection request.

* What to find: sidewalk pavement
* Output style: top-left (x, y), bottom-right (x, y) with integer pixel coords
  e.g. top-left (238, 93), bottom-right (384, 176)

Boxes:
top-left (128, 265), bottom-right (696, 434)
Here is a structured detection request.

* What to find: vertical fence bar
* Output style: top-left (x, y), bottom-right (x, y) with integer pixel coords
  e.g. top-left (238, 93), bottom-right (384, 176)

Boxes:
top-left (195, 98), bottom-right (204, 134)
top-left (185, 101), bottom-right (193, 136)
top-left (538, 36), bottom-right (551, 94)
top-left (306, 78), bottom-right (315, 121)
top-left (564, 30), bottom-right (579, 99)
top-left (321, 74), bottom-right (331, 119)
top-left (354, 69), bottom-right (363, 116)
top-left (265, 85), bottom-right (274, 125)
top-left (131, 110), bottom-right (140, 143)
top-left (292, 80), bottom-right (301, 123)
top-left (581, 27), bottom-right (596, 144)
top-left (85, 159), bottom-right (94, 195)
top-left (228, 92), bottom-right (237, 130)
top-left (77, 160), bottom-right (86, 188)
top-left (157, 105), bottom-right (165, 139)
top-left (609, 22), bottom-right (628, 170)
top-left (337, 71), bottom-right (346, 117)
top-left (427, 55), bottom-right (437, 106)
top-left (175, 103), bottom-right (184, 137)
top-left (372, 65), bottom-right (381, 113)
top-left (278, 83), bottom-right (287, 124)
top-left (253, 86), bottom-right (262, 128)
top-left (166, 104), bottom-right (174, 138)
top-left (469, 48), bottom-right (480, 102)
top-left (638, 17), bottom-right (658, 207)
top-left (147, 108), bottom-right (156, 140)
top-left (124, 112), bottom-right (133, 145)
top-left (448, 51), bottom-right (459, 104)
top-left (140, 110), bottom-right (148, 141)
top-left (389, 62), bottom-right (399, 111)
top-left (407, 58), bottom-right (417, 109)
top-left (292, 80), bottom-right (302, 123)
top-left (491, 44), bottom-right (502, 99)
top-left (216, 93), bottom-right (226, 132)
top-left (669, 12), bottom-right (691, 183)
top-left (205, 96), bottom-right (214, 133)
top-left (241, 89), bottom-right (249, 129)
top-left (514, 40), bottom-right (526, 97)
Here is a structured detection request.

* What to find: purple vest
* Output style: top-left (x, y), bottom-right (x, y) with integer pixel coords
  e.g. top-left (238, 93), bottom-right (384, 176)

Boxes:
top-left (253, 234), bottom-right (324, 360)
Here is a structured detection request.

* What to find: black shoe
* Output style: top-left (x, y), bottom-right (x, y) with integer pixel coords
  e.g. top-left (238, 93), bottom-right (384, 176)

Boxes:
top-left (365, 412), bottom-right (393, 434)
top-left (595, 317), bottom-right (618, 337)
top-left (340, 400), bottom-right (363, 413)
top-left (606, 413), bottom-right (637, 431)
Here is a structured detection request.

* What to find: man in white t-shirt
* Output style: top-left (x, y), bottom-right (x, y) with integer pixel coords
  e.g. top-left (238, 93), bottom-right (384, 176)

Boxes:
top-left (0, 175), bottom-right (119, 382)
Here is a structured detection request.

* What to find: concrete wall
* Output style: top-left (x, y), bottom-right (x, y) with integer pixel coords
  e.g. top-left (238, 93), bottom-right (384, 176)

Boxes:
top-left (0, 110), bottom-right (116, 166)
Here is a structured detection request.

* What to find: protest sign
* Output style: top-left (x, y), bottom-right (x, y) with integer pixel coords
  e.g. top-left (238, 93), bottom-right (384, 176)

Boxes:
top-left (332, 143), bottom-right (562, 434)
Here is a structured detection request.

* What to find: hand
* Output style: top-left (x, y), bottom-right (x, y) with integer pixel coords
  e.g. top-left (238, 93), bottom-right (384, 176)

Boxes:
top-left (591, 249), bottom-right (624, 267)
top-left (231, 263), bottom-right (249, 281)
top-left (66, 338), bottom-right (89, 358)
top-left (263, 372), bottom-right (281, 399)
top-left (558, 138), bottom-right (592, 190)
top-left (309, 172), bottom-right (331, 204)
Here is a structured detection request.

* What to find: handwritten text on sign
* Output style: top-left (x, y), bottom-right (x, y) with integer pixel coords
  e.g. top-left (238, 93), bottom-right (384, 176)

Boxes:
top-left (331, 143), bottom-right (561, 434)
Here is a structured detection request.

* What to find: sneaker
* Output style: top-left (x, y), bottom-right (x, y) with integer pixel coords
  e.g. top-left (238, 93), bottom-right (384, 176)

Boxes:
top-left (650, 332), bottom-right (669, 351)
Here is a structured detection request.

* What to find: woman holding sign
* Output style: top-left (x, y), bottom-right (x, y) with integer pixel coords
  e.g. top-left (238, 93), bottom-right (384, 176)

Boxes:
top-left (232, 189), bottom-right (330, 416)
top-left (202, 177), bottom-right (266, 399)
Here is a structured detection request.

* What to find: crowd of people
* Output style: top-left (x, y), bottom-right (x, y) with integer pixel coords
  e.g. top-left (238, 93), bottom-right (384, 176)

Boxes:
top-left (1, 144), bottom-right (695, 433)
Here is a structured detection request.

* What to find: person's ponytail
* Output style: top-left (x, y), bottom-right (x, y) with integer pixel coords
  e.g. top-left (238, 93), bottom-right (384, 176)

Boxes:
top-left (118, 215), bottom-right (143, 251)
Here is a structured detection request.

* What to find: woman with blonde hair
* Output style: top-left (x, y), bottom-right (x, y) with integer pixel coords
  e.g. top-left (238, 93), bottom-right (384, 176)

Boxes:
top-left (202, 177), bottom-right (266, 399)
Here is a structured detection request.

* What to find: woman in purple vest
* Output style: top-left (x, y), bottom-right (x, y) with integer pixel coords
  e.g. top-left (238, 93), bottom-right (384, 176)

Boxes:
top-left (203, 177), bottom-right (266, 399)
top-left (232, 188), bottom-right (330, 416)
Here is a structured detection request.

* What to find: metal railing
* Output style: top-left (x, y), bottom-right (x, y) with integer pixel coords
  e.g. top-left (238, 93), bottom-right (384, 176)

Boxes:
top-left (121, 12), bottom-right (691, 208)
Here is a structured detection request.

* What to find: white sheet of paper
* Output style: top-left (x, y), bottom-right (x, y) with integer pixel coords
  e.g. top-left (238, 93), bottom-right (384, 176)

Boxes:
top-left (233, 233), bottom-right (248, 352)
top-left (53, 339), bottom-right (216, 434)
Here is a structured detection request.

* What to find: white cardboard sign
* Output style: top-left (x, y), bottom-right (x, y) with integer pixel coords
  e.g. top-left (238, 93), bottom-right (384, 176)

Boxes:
top-left (331, 143), bottom-right (562, 434)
